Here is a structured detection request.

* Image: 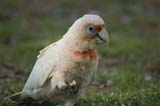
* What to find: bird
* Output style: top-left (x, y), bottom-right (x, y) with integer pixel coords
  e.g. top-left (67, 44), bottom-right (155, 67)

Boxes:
top-left (8, 14), bottom-right (109, 106)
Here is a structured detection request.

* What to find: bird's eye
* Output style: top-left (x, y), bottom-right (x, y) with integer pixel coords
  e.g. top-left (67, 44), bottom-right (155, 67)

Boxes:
top-left (87, 25), bottom-right (94, 36)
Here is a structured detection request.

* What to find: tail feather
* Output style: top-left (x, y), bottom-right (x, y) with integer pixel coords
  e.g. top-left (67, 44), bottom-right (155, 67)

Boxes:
top-left (5, 92), bottom-right (22, 102)
top-left (5, 92), bottom-right (34, 102)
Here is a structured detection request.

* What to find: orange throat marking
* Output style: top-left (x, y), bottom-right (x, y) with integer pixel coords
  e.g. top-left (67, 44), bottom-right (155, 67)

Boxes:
top-left (72, 49), bottom-right (98, 60)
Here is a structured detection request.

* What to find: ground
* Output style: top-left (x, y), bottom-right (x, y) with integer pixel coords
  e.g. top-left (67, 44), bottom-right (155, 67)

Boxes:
top-left (0, 0), bottom-right (160, 106)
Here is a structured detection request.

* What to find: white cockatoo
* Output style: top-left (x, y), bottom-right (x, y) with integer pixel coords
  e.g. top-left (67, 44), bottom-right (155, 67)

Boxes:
top-left (9, 14), bottom-right (109, 106)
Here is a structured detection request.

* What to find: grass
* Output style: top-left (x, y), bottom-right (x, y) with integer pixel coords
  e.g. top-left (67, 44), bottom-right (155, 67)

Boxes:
top-left (0, 0), bottom-right (160, 106)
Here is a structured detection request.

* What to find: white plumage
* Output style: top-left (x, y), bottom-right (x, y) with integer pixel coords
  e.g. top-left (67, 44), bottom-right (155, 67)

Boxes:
top-left (9, 14), bottom-right (109, 106)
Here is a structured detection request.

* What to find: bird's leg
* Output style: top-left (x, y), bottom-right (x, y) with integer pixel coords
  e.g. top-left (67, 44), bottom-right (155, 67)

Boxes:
top-left (64, 100), bottom-right (76, 106)
top-left (79, 88), bottom-right (87, 99)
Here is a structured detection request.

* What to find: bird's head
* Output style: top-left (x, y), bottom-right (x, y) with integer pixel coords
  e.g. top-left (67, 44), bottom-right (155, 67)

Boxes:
top-left (64, 14), bottom-right (109, 50)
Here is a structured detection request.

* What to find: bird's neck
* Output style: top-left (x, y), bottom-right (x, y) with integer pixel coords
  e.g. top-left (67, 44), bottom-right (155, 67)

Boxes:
top-left (62, 33), bottom-right (98, 60)
top-left (71, 49), bottom-right (98, 60)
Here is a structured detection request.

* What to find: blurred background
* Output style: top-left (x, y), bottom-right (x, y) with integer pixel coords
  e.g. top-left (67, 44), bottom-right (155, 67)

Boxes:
top-left (0, 0), bottom-right (160, 106)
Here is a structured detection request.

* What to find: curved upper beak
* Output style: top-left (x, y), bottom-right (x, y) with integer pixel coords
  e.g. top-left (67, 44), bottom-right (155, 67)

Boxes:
top-left (96, 28), bottom-right (109, 45)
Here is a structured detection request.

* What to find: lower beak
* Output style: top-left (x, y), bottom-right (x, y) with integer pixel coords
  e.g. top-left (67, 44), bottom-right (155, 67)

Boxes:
top-left (96, 28), bottom-right (109, 45)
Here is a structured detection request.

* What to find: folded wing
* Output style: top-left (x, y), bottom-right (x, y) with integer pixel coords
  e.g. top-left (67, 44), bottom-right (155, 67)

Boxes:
top-left (22, 42), bottom-right (58, 99)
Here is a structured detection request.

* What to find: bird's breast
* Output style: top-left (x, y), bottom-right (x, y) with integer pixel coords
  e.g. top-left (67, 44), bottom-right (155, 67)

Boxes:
top-left (64, 57), bottom-right (97, 87)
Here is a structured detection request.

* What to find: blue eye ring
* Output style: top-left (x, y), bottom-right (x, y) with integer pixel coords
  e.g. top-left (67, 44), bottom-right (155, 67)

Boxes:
top-left (87, 25), bottom-right (94, 36)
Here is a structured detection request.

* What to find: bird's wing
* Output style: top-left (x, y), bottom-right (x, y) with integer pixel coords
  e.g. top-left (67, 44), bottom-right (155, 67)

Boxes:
top-left (23, 42), bottom-right (58, 91)
top-left (37, 42), bottom-right (56, 58)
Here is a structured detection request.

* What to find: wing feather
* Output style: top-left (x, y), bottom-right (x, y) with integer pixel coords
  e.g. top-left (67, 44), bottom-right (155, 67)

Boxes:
top-left (23, 42), bottom-right (58, 91)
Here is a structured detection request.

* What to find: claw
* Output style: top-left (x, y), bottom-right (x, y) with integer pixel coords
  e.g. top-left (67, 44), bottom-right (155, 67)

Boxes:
top-left (67, 80), bottom-right (79, 96)
top-left (69, 80), bottom-right (77, 86)
top-left (56, 81), bottom-right (67, 90)
top-left (55, 80), bottom-right (79, 96)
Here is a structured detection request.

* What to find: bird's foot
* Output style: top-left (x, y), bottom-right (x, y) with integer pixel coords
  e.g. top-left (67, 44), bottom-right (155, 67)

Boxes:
top-left (56, 80), bottom-right (79, 96)
top-left (56, 81), bottom-right (68, 90)
top-left (66, 80), bottom-right (79, 96)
